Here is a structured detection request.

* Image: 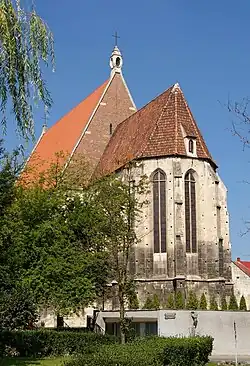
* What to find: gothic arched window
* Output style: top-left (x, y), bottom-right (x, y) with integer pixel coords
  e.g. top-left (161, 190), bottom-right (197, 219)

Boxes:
top-left (185, 170), bottom-right (197, 253)
top-left (152, 169), bottom-right (166, 253)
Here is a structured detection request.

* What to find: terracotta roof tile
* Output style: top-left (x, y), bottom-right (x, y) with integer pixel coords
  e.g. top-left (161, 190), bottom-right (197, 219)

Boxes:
top-left (22, 79), bottom-right (109, 183)
top-left (97, 84), bottom-right (216, 175)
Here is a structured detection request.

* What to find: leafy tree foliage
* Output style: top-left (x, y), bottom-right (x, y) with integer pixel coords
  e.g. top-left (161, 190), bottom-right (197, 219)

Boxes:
top-left (186, 291), bottom-right (199, 310)
top-left (2, 185), bottom-right (109, 314)
top-left (239, 295), bottom-right (247, 311)
top-left (228, 294), bottom-right (239, 311)
top-left (0, 0), bottom-right (54, 139)
top-left (209, 296), bottom-right (218, 311)
top-left (0, 286), bottom-right (37, 330)
top-left (91, 163), bottom-right (148, 343)
top-left (175, 291), bottom-right (185, 309)
top-left (199, 293), bottom-right (207, 310)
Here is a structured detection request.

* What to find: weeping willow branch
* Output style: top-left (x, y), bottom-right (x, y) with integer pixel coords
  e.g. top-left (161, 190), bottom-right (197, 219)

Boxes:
top-left (0, 0), bottom-right (55, 139)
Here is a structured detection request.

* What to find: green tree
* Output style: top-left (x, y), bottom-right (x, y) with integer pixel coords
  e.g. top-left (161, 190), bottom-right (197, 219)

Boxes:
top-left (239, 295), bottom-right (247, 311)
top-left (228, 294), bottom-right (238, 311)
top-left (92, 162), bottom-right (148, 343)
top-left (199, 293), bottom-right (207, 310)
top-left (0, 181), bottom-right (110, 315)
top-left (0, 286), bottom-right (37, 330)
top-left (175, 291), bottom-right (185, 309)
top-left (0, 0), bottom-right (54, 139)
top-left (209, 296), bottom-right (218, 311)
top-left (126, 281), bottom-right (139, 310)
top-left (220, 295), bottom-right (228, 311)
top-left (186, 291), bottom-right (199, 310)
top-left (166, 293), bottom-right (175, 309)
top-left (143, 295), bottom-right (160, 310)
top-left (143, 296), bottom-right (154, 310)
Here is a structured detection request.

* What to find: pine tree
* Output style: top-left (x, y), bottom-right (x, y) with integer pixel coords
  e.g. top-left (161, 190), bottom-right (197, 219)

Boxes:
top-left (239, 295), bottom-right (247, 311)
top-left (186, 291), bottom-right (199, 310)
top-left (228, 294), bottom-right (238, 311)
top-left (152, 294), bottom-right (161, 310)
top-left (166, 293), bottom-right (175, 309)
top-left (210, 295), bottom-right (218, 311)
top-left (220, 295), bottom-right (228, 311)
top-left (175, 291), bottom-right (185, 309)
top-left (128, 293), bottom-right (140, 310)
top-left (143, 296), bottom-right (154, 310)
top-left (143, 294), bottom-right (160, 310)
top-left (199, 293), bottom-right (207, 310)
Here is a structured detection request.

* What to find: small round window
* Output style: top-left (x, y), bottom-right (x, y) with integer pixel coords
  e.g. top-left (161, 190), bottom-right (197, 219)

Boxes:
top-left (116, 57), bottom-right (121, 67)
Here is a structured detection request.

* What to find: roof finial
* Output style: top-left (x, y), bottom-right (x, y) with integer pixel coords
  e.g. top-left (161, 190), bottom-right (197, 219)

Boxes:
top-left (112, 31), bottom-right (120, 46)
top-left (110, 34), bottom-right (123, 76)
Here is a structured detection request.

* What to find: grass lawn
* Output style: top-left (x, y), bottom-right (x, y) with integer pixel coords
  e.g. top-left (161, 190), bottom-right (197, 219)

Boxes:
top-left (0, 358), bottom-right (68, 366)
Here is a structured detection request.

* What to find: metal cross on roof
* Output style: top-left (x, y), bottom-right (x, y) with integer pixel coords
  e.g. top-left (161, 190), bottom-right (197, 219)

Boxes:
top-left (112, 31), bottom-right (120, 46)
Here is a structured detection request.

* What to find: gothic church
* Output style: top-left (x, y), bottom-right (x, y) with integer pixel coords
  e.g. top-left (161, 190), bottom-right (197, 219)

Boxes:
top-left (25, 45), bottom-right (233, 310)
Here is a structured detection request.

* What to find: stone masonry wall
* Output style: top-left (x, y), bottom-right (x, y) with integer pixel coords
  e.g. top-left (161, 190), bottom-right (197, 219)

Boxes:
top-left (131, 156), bottom-right (233, 305)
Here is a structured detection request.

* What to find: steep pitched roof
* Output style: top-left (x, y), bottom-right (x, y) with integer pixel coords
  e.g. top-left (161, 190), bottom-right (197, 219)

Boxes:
top-left (97, 83), bottom-right (216, 175)
top-left (233, 258), bottom-right (250, 277)
top-left (22, 79), bottom-right (109, 183)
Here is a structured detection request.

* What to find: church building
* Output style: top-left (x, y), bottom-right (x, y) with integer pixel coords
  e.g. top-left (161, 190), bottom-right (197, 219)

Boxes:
top-left (25, 44), bottom-right (233, 317)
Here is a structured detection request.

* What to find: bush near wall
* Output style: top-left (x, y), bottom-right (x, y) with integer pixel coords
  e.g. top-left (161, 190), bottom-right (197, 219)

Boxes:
top-left (65, 336), bottom-right (213, 366)
top-left (0, 330), bottom-right (117, 357)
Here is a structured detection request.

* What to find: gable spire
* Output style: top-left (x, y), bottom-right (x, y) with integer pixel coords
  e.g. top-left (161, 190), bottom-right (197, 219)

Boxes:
top-left (110, 33), bottom-right (123, 76)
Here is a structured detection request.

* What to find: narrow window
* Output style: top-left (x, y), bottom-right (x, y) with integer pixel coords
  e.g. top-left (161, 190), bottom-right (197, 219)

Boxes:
top-left (218, 238), bottom-right (224, 276)
top-left (185, 170), bottom-right (197, 253)
top-left (189, 139), bottom-right (194, 153)
top-left (109, 123), bottom-right (113, 135)
top-left (217, 206), bottom-right (221, 238)
top-left (153, 169), bottom-right (166, 253)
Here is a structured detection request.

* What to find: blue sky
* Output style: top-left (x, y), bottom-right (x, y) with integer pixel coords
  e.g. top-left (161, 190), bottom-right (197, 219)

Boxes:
top-left (6, 0), bottom-right (250, 259)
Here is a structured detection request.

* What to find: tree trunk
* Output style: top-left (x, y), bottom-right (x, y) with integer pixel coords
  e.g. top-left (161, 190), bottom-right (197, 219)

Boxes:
top-left (119, 288), bottom-right (126, 344)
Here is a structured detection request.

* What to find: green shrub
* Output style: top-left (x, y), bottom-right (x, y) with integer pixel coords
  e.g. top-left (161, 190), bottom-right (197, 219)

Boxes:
top-left (199, 293), bottom-right (207, 310)
top-left (175, 291), bottom-right (185, 309)
top-left (162, 336), bottom-right (213, 366)
top-left (64, 336), bottom-right (213, 366)
top-left (209, 296), bottom-right (218, 311)
top-left (166, 293), bottom-right (175, 309)
top-left (220, 295), bottom-right (228, 310)
top-left (228, 294), bottom-right (238, 311)
top-left (0, 329), bottom-right (117, 357)
top-left (239, 295), bottom-right (247, 311)
top-left (186, 291), bottom-right (199, 310)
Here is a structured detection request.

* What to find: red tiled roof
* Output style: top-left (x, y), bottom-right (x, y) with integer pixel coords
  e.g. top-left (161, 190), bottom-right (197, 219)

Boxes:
top-left (22, 79), bottom-right (109, 183)
top-left (234, 259), bottom-right (250, 277)
top-left (97, 84), bottom-right (216, 175)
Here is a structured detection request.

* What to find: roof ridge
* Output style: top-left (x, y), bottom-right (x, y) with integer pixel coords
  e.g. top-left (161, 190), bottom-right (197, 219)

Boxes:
top-left (140, 85), bottom-right (174, 157)
top-left (178, 87), bottom-right (207, 157)
top-left (174, 86), bottom-right (178, 154)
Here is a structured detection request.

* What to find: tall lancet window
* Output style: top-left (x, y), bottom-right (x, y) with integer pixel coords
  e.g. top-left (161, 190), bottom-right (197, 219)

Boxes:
top-left (152, 169), bottom-right (166, 253)
top-left (185, 170), bottom-right (197, 253)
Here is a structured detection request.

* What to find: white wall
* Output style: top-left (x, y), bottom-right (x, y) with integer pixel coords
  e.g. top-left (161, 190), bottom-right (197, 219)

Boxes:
top-left (232, 262), bottom-right (250, 308)
top-left (97, 309), bottom-right (250, 356)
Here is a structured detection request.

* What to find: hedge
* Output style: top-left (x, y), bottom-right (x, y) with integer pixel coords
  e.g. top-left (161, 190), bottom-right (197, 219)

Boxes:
top-left (0, 329), bottom-right (117, 357)
top-left (65, 336), bottom-right (213, 366)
